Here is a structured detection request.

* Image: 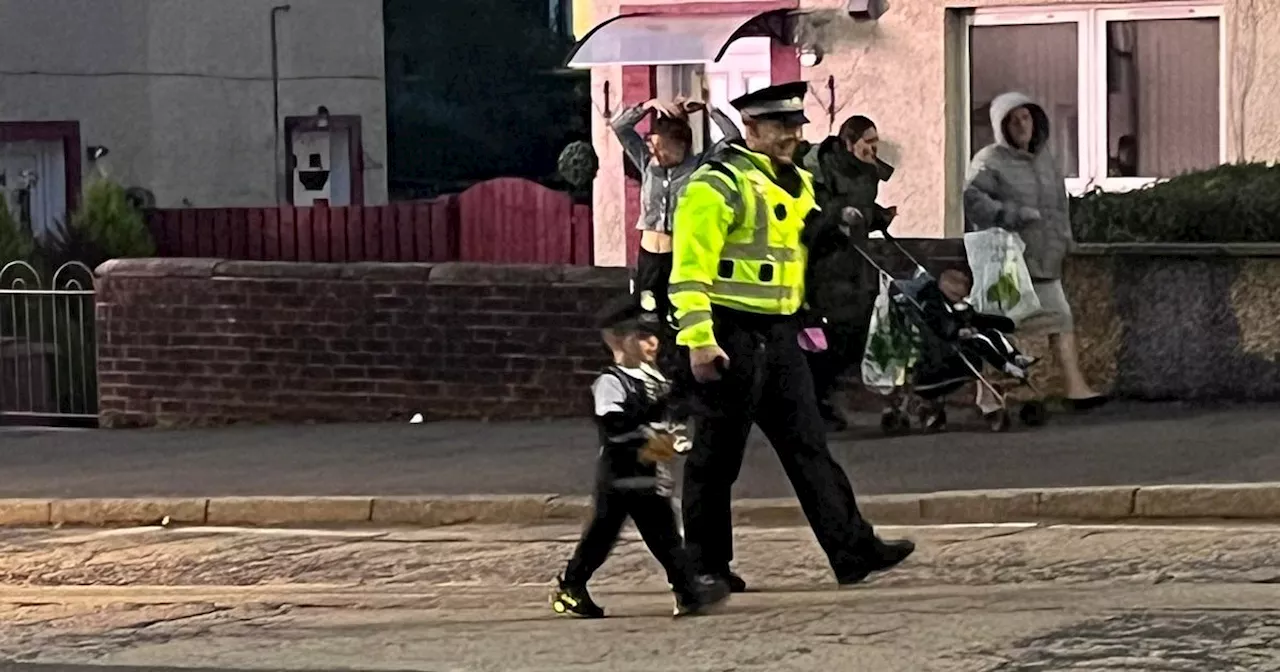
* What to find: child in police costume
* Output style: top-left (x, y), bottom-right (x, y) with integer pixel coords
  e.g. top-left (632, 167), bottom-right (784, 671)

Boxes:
top-left (550, 294), bottom-right (731, 618)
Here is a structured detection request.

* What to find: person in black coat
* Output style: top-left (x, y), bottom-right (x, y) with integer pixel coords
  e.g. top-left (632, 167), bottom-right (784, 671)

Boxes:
top-left (795, 116), bottom-right (897, 431)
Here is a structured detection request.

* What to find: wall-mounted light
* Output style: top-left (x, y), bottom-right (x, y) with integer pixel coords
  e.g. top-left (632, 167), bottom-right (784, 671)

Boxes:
top-left (316, 105), bottom-right (331, 129)
top-left (87, 145), bottom-right (109, 161)
top-left (848, 0), bottom-right (890, 21)
top-left (799, 46), bottom-right (824, 68)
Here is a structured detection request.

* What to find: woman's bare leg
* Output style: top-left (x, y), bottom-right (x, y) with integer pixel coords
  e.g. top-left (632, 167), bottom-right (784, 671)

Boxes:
top-left (1051, 331), bottom-right (1098, 399)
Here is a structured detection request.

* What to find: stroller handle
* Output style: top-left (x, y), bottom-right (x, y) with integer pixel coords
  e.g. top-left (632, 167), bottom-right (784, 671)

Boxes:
top-left (879, 230), bottom-right (928, 276)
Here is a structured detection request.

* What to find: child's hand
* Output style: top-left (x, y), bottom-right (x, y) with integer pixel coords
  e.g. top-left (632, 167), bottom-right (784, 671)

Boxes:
top-left (958, 328), bottom-right (976, 338)
top-left (640, 432), bottom-right (679, 464)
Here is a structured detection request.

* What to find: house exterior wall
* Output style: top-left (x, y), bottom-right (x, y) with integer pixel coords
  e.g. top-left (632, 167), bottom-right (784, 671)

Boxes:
top-left (0, 0), bottom-right (387, 209)
top-left (578, 0), bottom-right (1280, 265)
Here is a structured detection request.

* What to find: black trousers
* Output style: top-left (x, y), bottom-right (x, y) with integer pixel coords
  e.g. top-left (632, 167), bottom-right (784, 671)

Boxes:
top-left (915, 331), bottom-right (1022, 400)
top-left (681, 308), bottom-right (877, 577)
top-left (963, 329), bottom-right (1021, 369)
top-left (804, 321), bottom-right (867, 408)
top-left (564, 488), bottom-right (698, 596)
top-left (635, 248), bottom-right (694, 415)
top-left (633, 248), bottom-right (674, 320)
top-left (803, 288), bottom-right (875, 407)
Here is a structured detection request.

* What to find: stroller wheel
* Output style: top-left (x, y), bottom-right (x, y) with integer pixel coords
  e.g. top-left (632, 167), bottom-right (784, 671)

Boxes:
top-left (880, 408), bottom-right (912, 436)
top-left (1019, 401), bottom-right (1048, 427)
top-left (984, 408), bottom-right (1012, 433)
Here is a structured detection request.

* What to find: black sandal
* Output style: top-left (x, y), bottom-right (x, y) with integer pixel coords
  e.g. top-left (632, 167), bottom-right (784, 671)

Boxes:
top-left (1065, 395), bottom-right (1110, 412)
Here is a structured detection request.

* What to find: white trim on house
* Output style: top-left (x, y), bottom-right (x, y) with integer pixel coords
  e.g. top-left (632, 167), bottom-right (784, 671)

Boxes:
top-left (962, 2), bottom-right (1227, 196)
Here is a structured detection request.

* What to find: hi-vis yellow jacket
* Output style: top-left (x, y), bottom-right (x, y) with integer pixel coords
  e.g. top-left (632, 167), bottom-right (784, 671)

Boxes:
top-left (669, 144), bottom-right (818, 349)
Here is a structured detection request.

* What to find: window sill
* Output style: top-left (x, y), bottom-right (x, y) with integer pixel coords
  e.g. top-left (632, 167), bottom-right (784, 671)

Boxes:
top-left (1068, 177), bottom-right (1168, 196)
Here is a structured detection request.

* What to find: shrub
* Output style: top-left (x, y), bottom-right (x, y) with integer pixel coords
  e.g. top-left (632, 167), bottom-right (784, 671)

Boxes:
top-left (33, 178), bottom-right (154, 271)
top-left (1071, 163), bottom-right (1280, 244)
top-left (0, 194), bottom-right (35, 265)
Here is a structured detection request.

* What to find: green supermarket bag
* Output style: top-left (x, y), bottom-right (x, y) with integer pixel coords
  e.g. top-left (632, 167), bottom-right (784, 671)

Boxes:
top-left (963, 228), bottom-right (1041, 323)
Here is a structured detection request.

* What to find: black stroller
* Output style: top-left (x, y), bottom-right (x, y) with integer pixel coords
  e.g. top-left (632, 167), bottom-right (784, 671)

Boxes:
top-left (850, 233), bottom-right (1049, 435)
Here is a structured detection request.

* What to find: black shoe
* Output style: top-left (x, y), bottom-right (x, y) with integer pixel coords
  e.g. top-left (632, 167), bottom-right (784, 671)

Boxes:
top-left (550, 577), bottom-right (605, 618)
top-left (1065, 394), bottom-right (1110, 412)
top-left (675, 575), bottom-right (732, 617)
top-left (919, 402), bottom-right (947, 433)
top-left (820, 401), bottom-right (850, 433)
top-left (723, 571), bottom-right (748, 593)
top-left (837, 538), bottom-right (916, 586)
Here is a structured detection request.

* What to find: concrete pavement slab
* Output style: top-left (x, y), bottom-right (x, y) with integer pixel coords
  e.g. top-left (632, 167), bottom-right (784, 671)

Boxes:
top-left (3, 401), bottom-right (1280, 500)
top-left (1, 524), bottom-right (1280, 670)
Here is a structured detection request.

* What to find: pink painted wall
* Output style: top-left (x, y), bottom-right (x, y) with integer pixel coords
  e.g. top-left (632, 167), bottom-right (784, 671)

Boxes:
top-left (586, 0), bottom-right (1280, 265)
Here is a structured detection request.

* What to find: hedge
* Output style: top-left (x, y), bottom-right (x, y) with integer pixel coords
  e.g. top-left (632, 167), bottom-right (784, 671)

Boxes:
top-left (1071, 163), bottom-right (1280, 244)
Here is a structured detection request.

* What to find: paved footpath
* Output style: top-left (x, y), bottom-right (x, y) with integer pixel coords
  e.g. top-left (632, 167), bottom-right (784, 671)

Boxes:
top-left (1, 522), bottom-right (1280, 670)
top-left (3, 402), bottom-right (1280, 499)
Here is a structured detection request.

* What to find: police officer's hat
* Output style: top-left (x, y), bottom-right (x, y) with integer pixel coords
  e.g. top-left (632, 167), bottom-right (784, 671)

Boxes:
top-left (594, 293), bottom-right (662, 336)
top-left (730, 81), bottom-right (810, 125)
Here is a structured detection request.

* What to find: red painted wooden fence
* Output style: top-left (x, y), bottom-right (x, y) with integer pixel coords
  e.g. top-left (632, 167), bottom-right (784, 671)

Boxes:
top-left (147, 178), bottom-right (593, 265)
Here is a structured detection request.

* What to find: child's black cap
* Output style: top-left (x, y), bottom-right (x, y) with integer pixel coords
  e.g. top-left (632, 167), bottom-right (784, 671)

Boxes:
top-left (594, 293), bottom-right (662, 335)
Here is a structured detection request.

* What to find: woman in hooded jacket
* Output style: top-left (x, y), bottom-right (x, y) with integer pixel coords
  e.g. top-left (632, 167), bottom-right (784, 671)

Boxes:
top-left (963, 92), bottom-right (1108, 414)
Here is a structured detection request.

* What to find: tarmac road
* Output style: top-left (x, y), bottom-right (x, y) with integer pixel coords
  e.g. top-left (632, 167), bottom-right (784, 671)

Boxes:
top-left (1, 521), bottom-right (1279, 671)
top-left (4, 401), bottom-right (1280, 499)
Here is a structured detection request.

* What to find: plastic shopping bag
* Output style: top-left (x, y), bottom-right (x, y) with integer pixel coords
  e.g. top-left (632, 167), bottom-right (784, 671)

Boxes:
top-left (963, 228), bottom-right (1042, 323)
top-left (860, 272), bottom-right (921, 395)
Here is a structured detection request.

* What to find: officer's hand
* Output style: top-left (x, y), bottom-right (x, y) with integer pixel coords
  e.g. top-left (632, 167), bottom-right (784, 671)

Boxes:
top-left (690, 345), bottom-right (729, 383)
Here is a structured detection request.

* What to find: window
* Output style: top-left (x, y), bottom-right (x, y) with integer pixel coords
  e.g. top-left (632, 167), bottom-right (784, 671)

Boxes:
top-left (654, 38), bottom-right (772, 152)
top-left (549, 0), bottom-right (573, 38)
top-left (705, 37), bottom-right (772, 141)
top-left (965, 4), bottom-right (1224, 193)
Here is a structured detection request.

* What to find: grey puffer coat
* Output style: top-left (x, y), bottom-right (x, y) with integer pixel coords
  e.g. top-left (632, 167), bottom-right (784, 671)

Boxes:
top-left (963, 92), bottom-right (1073, 281)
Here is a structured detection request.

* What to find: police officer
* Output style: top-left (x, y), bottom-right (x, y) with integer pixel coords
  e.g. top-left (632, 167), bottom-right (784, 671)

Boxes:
top-left (669, 82), bottom-right (915, 591)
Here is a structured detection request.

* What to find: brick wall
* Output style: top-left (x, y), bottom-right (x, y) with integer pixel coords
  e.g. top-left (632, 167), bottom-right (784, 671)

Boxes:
top-left (95, 259), bottom-right (628, 428)
top-left (94, 238), bottom-right (965, 428)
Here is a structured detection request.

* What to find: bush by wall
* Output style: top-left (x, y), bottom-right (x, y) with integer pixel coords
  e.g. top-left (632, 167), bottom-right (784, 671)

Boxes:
top-left (0, 194), bottom-right (34, 264)
top-left (50, 178), bottom-right (156, 269)
top-left (1071, 163), bottom-right (1280, 244)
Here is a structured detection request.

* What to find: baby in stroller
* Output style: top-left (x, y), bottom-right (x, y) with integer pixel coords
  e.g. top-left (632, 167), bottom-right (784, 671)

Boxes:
top-left (909, 269), bottom-right (1038, 431)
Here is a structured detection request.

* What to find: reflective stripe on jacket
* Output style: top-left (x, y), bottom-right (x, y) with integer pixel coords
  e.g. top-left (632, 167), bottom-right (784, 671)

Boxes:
top-left (669, 144), bottom-right (818, 349)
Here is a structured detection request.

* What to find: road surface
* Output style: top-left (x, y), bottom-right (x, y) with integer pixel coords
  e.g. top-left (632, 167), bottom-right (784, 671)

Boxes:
top-left (1, 521), bottom-right (1279, 670)
top-left (4, 401), bottom-right (1280, 498)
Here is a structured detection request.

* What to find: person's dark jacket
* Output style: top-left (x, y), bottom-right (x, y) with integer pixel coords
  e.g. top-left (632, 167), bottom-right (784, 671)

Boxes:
top-left (914, 282), bottom-right (1016, 344)
top-left (797, 137), bottom-right (895, 326)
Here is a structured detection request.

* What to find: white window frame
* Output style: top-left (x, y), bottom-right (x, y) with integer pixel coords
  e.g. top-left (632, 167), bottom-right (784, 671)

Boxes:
top-left (963, 2), bottom-right (1226, 195)
top-left (654, 38), bottom-right (773, 153)
top-left (656, 64), bottom-right (709, 153)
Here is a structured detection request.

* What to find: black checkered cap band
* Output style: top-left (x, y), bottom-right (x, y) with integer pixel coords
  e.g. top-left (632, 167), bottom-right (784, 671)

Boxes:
top-left (739, 96), bottom-right (805, 117)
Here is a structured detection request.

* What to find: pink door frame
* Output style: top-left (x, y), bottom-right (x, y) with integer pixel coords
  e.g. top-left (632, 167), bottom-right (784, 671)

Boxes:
top-left (618, 0), bottom-right (800, 265)
top-left (0, 121), bottom-right (83, 216)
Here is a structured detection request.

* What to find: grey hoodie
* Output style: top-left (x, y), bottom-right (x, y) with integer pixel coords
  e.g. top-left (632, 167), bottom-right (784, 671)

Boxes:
top-left (963, 92), bottom-right (1073, 280)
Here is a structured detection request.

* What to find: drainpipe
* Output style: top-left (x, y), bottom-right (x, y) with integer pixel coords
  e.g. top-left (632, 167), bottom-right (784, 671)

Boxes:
top-left (271, 4), bottom-right (292, 204)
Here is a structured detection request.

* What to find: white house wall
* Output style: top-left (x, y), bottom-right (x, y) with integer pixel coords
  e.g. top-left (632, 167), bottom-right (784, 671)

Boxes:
top-left (0, 0), bottom-right (387, 208)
